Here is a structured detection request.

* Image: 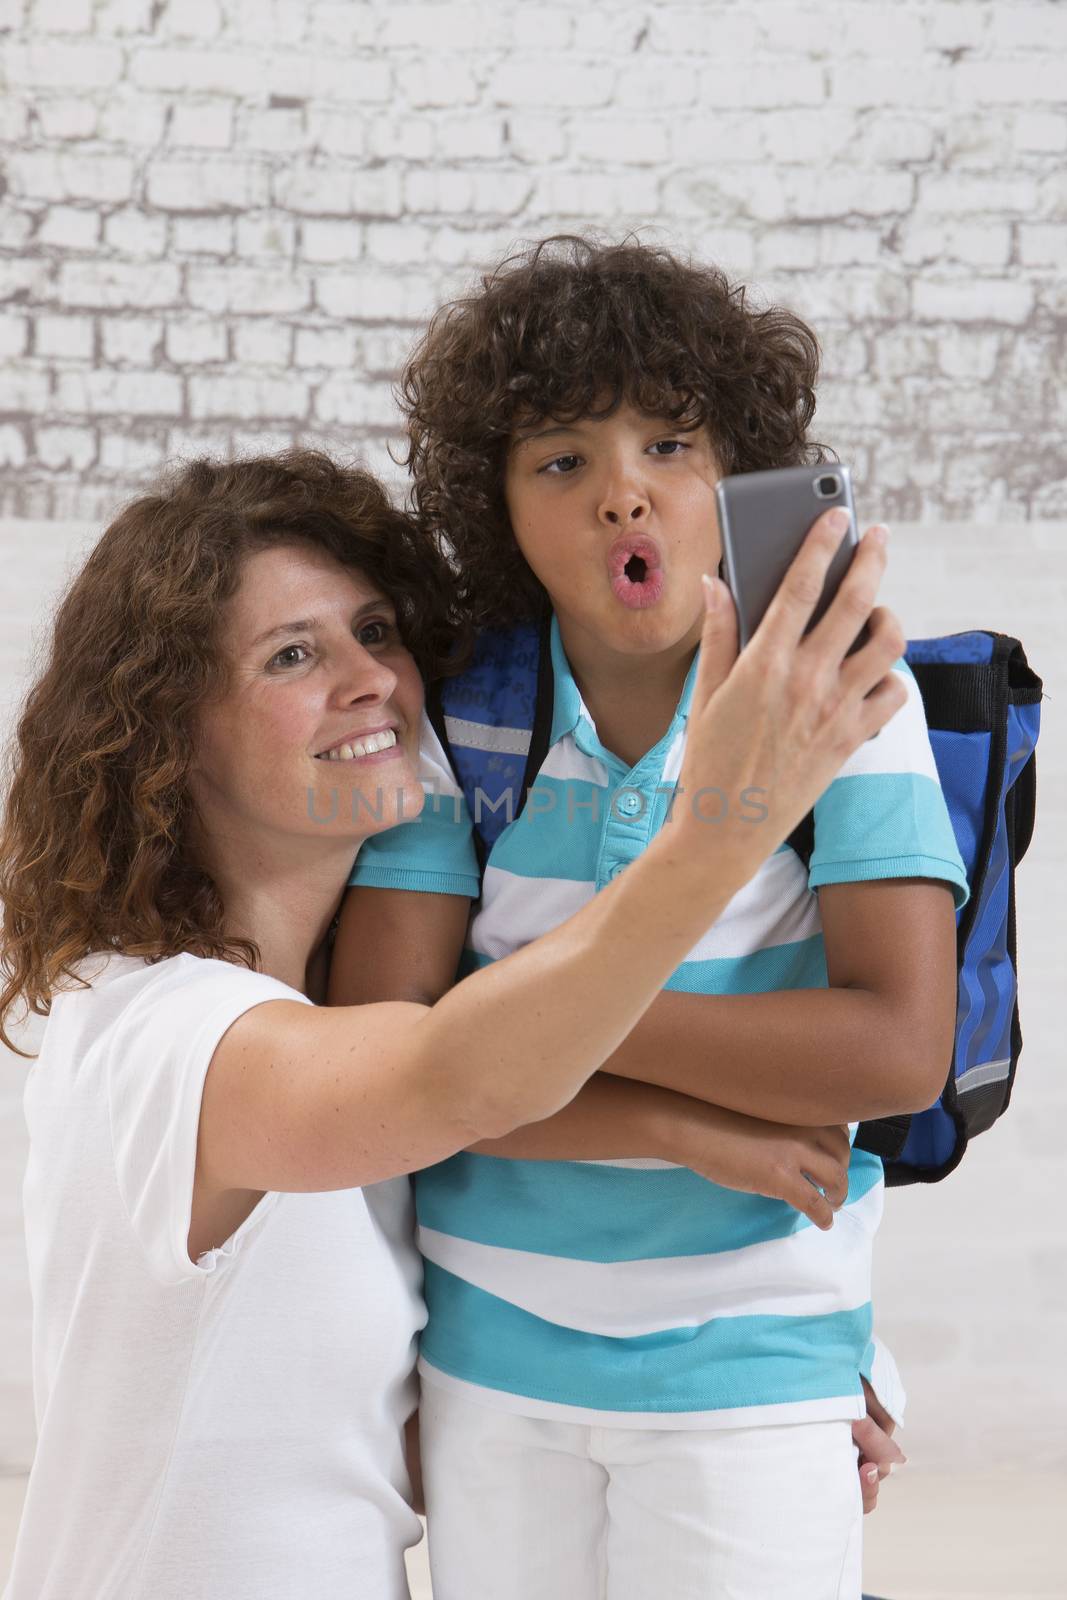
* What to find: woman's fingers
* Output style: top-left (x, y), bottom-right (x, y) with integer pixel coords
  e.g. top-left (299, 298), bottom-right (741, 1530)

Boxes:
top-left (749, 506), bottom-right (860, 658)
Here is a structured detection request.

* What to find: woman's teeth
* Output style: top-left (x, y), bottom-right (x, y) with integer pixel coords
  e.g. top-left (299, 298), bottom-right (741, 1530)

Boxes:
top-left (318, 729), bottom-right (397, 761)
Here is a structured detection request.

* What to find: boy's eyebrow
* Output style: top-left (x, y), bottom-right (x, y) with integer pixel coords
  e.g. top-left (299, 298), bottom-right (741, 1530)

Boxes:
top-left (250, 597), bottom-right (393, 649)
top-left (512, 422), bottom-right (584, 447)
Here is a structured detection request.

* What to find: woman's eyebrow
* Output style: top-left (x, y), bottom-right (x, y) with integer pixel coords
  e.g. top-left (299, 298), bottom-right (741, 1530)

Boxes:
top-left (250, 598), bottom-right (392, 649)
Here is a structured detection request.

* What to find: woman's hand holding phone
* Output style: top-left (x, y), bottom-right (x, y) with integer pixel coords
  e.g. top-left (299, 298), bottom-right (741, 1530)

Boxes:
top-left (666, 508), bottom-right (907, 892)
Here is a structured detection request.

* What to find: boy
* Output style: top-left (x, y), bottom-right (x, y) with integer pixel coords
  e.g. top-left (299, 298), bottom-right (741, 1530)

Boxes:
top-left (331, 238), bottom-right (968, 1598)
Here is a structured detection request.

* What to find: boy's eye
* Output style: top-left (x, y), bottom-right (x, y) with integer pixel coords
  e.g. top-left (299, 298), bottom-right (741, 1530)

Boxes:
top-left (649, 439), bottom-right (690, 457)
top-left (541, 454), bottom-right (583, 475)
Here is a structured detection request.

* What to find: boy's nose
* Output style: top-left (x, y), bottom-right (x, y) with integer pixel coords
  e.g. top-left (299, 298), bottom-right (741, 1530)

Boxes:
top-left (598, 487), bottom-right (649, 527)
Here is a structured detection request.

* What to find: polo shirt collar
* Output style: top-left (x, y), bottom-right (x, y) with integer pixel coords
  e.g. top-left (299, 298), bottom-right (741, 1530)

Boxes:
top-left (548, 613), bottom-right (702, 754)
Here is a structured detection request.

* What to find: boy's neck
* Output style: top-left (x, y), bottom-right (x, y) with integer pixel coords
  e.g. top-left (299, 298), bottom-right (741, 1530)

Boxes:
top-left (558, 618), bottom-right (701, 770)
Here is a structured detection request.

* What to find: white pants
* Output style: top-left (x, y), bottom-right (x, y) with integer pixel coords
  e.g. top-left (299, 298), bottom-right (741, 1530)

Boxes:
top-left (420, 1381), bottom-right (863, 1600)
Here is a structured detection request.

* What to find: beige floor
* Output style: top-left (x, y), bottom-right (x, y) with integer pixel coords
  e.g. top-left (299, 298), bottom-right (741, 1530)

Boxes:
top-left (2, 1471), bottom-right (1064, 1598)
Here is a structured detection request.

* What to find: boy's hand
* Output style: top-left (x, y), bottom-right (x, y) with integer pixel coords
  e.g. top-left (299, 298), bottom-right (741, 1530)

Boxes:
top-left (665, 1099), bottom-right (850, 1230)
top-left (853, 1378), bottom-right (907, 1513)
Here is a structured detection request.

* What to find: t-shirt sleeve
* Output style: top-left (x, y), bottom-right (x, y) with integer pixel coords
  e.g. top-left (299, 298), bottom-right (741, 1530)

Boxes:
top-left (346, 707), bottom-right (481, 897)
top-left (807, 659), bottom-right (970, 910)
top-left (106, 956), bottom-right (311, 1287)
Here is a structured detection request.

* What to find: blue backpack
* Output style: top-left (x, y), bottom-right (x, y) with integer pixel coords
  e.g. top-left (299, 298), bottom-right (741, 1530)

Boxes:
top-left (427, 621), bottom-right (1042, 1187)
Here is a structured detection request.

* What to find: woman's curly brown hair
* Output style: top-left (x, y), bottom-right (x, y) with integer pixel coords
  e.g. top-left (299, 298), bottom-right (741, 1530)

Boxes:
top-left (0, 449), bottom-right (462, 1054)
top-left (401, 234), bottom-right (827, 630)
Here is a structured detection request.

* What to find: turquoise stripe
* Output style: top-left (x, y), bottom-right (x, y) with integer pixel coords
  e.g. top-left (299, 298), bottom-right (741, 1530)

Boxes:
top-left (416, 1149), bottom-right (883, 1263)
top-left (665, 933), bottom-right (828, 995)
top-left (462, 935), bottom-right (829, 994)
top-left (348, 788), bottom-right (480, 888)
top-left (421, 1264), bottom-right (872, 1414)
top-left (812, 772), bottom-right (969, 909)
top-left (491, 775), bottom-right (607, 882)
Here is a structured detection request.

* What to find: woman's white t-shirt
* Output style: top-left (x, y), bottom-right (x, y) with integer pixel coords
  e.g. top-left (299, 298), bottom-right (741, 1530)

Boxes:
top-left (6, 952), bottom-right (426, 1600)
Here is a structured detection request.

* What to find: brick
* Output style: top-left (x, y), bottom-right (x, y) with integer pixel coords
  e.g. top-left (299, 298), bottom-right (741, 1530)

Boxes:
top-left (381, 4), bottom-right (497, 49)
top-left (171, 215), bottom-right (234, 255)
top-left (0, 206), bottom-right (34, 249)
top-left (36, 98), bottom-right (98, 140)
top-left (166, 424), bottom-right (232, 462)
top-left (852, 115), bottom-right (938, 166)
top-left (564, 116), bottom-right (672, 167)
top-left (300, 218), bottom-right (364, 263)
top-left (130, 47), bottom-right (265, 94)
top-left (365, 119), bottom-right (437, 162)
top-left (988, 3), bottom-right (1067, 50)
top-left (0, 96), bottom-right (28, 143)
top-left (100, 317), bottom-right (163, 364)
top-left (1019, 225), bottom-right (1067, 267)
top-left (1, 41), bottom-right (123, 89)
top-left (227, 0), bottom-right (306, 45)
top-left (925, 3), bottom-right (989, 51)
top-left (700, 61), bottom-right (824, 109)
top-left (243, 107), bottom-right (307, 153)
top-left (1014, 112), bottom-right (1067, 155)
top-left (869, 330), bottom-right (939, 382)
top-left (943, 111), bottom-right (1020, 171)
top-left (98, 96), bottom-right (168, 146)
top-left (937, 329), bottom-right (1002, 382)
top-left (236, 214), bottom-right (296, 258)
top-left (146, 158), bottom-right (268, 212)
top-left (268, 56), bottom-right (391, 103)
top-left (532, 169), bottom-right (663, 219)
top-left (304, 109), bottom-right (366, 159)
top-left (231, 426), bottom-right (300, 457)
top-left (293, 325), bottom-right (358, 369)
top-left (435, 116), bottom-right (508, 163)
top-left (829, 63), bottom-right (954, 109)
top-left (36, 206), bottom-right (101, 250)
top-left (165, 317), bottom-right (228, 364)
top-left (187, 373), bottom-right (309, 420)
top-left (365, 222), bottom-right (435, 265)
top-left (913, 278), bottom-right (1035, 325)
top-left (817, 227), bottom-right (883, 267)
top-left (55, 369), bottom-right (183, 416)
top-left (359, 327), bottom-right (411, 376)
top-left (58, 260), bottom-right (181, 309)
top-left (104, 210), bottom-right (168, 257)
top-left (955, 59), bottom-right (1067, 104)
top-left (96, 0), bottom-right (155, 31)
top-left (0, 424), bottom-right (28, 469)
top-left (315, 270), bottom-right (436, 322)
top-left (404, 60), bottom-right (479, 108)
top-left (429, 223), bottom-right (518, 267)
top-left (2, 366), bottom-right (51, 410)
top-left (313, 376), bottom-right (399, 427)
top-left (897, 220), bottom-right (1013, 268)
top-left (8, 152), bottom-right (135, 204)
top-left (668, 114), bottom-right (764, 165)
top-left (309, 2), bottom-right (380, 48)
top-left (758, 109), bottom-right (857, 165)
top-left (168, 101), bottom-right (234, 149)
top-left (34, 314), bottom-right (94, 360)
top-left (156, 0), bottom-right (222, 36)
top-left (0, 313), bottom-right (28, 359)
top-left (756, 227), bottom-right (820, 272)
top-left (0, 258), bottom-right (51, 301)
top-left (186, 265), bottom-right (311, 314)
top-left (32, 0), bottom-right (92, 27)
top-left (489, 58), bottom-right (615, 109)
top-left (919, 174), bottom-right (1039, 215)
top-left (506, 113), bottom-right (568, 163)
top-left (232, 321), bottom-right (292, 366)
top-left (35, 425), bottom-right (96, 471)
top-left (98, 430), bottom-right (167, 474)
top-left (273, 164), bottom-right (403, 218)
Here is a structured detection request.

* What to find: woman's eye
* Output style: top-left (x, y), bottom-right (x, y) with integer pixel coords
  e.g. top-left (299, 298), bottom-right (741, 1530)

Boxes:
top-left (649, 439), bottom-right (690, 457)
top-left (542, 454), bottom-right (583, 475)
top-left (269, 644), bottom-right (310, 670)
top-left (358, 620), bottom-right (396, 647)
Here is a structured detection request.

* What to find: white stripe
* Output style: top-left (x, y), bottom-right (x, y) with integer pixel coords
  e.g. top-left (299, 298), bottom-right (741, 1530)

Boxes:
top-left (419, 1182), bottom-right (881, 1339)
top-left (470, 868), bottom-right (594, 960)
top-left (680, 846), bottom-right (818, 963)
top-left (443, 715), bottom-right (531, 757)
top-left (660, 726), bottom-right (687, 786)
top-left (537, 734), bottom-right (610, 787)
top-left (419, 1362), bottom-right (867, 1431)
top-left (833, 669), bottom-right (937, 782)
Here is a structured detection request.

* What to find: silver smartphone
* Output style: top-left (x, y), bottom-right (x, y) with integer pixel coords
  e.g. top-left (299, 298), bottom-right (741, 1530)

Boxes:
top-left (715, 464), bottom-right (870, 654)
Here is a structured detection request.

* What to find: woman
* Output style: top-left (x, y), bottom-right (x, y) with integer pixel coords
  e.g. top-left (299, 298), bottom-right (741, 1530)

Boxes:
top-left (0, 450), bottom-right (905, 1599)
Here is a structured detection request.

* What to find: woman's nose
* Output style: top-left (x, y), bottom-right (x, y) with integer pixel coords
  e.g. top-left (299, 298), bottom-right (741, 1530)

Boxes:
top-left (337, 641), bottom-right (397, 705)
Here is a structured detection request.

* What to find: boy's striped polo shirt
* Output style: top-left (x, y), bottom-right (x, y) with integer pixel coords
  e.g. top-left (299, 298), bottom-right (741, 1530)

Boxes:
top-left (350, 616), bottom-right (969, 1427)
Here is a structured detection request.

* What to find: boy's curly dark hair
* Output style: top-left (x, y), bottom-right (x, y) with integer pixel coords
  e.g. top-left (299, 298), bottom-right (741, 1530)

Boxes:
top-left (0, 449), bottom-right (463, 1053)
top-left (401, 234), bottom-right (827, 630)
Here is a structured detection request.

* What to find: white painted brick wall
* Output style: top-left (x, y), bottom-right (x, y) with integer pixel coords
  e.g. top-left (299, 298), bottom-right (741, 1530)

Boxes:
top-left (0, 0), bottom-right (1063, 521)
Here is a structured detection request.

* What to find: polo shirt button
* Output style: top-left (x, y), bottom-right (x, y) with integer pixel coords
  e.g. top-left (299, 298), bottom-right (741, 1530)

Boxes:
top-left (615, 791), bottom-right (642, 817)
top-left (609, 861), bottom-right (627, 879)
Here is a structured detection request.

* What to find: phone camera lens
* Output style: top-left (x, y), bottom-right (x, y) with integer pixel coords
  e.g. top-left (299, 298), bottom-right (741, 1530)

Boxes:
top-left (815, 474), bottom-right (841, 498)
